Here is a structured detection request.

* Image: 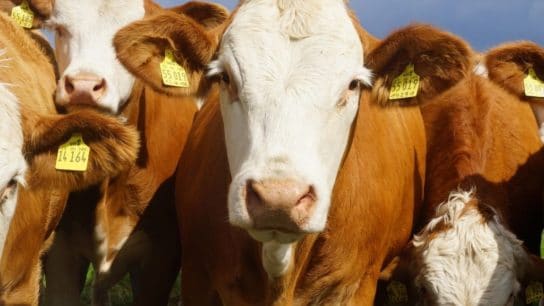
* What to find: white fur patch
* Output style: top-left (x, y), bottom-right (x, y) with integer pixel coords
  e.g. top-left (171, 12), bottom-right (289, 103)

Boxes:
top-left (218, 0), bottom-right (368, 237)
top-left (49, 0), bottom-right (145, 113)
top-left (412, 189), bottom-right (524, 305)
top-left (473, 62), bottom-right (489, 77)
top-left (0, 58), bottom-right (27, 258)
top-left (261, 241), bottom-right (293, 278)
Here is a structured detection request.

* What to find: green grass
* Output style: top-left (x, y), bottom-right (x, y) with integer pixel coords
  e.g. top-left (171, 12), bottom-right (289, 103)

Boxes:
top-left (78, 266), bottom-right (181, 306)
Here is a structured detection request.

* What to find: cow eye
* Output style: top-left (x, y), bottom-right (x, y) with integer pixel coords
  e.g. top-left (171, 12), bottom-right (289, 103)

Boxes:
top-left (1, 179), bottom-right (18, 203)
top-left (221, 72), bottom-right (231, 85)
top-left (349, 80), bottom-right (360, 91)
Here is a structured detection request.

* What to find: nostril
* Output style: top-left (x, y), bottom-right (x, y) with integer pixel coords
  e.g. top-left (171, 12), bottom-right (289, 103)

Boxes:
top-left (93, 79), bottom-right (106, 93)
top-left (296, 186), bottom-right (316, 206)
top-left (246, 179), bottom-right (262, 205)
top-left (65, 77), bottom-right (74, 94)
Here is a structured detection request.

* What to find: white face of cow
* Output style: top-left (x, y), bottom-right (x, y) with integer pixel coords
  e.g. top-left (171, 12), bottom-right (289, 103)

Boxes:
top-left (412, 190), bottom-right (523, 306)
top-left (48, 0), bottom-right (145, 113)
top-left (0, 82), bottom-right (27, 259)
top-left (210, 0), bottom-right (371, 244)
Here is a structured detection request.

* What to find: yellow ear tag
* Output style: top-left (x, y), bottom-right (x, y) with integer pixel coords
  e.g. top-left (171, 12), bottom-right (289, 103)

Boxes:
top-left (524, 68), bottom-right (544, 98)
top-left (160, 48), bottom-right (189, 88)
top-left (389, 64), bottom-right (420, 100)
top-left (11, 0), bottom-right (34, 29)
top-left (526, 281), bottom-right (544, 305)
top-left (387, 281), bottom-right (408, 305)
top-left (55, 134), bottom-right (90, 172)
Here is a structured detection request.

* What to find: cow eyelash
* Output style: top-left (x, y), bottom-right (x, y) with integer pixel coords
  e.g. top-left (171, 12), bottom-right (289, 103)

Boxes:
top-left (349, 80), bottom-right (360, 91)
top-left (221, 72), bottom-right (230, 85)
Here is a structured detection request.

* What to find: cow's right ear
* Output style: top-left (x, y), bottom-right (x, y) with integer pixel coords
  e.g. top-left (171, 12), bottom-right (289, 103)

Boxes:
top-left (23, 109), bottom-right (140, 191)
top-left (114, 2), bottom-right (229, 97)
top-left (485, 42), bottom-right (544, 102)
top-left (366, 24), bottom-right (473, 106)
top-left (0, 0), bottom-right (52, 28)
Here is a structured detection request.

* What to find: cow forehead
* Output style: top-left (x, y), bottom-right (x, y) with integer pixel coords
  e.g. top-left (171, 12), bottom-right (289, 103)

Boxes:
top-left (220, 0), bottom-right (363, 92)
top-left (49, 0), bottom-right (144, 28)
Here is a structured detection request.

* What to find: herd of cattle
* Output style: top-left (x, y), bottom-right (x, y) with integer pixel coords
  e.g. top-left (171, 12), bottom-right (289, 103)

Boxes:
top-left (0, 0), bottom-right (543, 305)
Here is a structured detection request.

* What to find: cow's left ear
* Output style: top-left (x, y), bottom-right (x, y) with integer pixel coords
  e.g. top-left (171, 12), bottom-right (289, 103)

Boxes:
top-left (0, 0), bottom-right (52, 28)
top-left (114, 2), bottom-right (229, 97)
top-left (515, 251), bottom-right (544, 304)
top-left (485, 42), bottom-right (544, 102)
top-left (23, 109), bottom-right (140, 191)
top-left (366, 24), bottom-right (473, 106)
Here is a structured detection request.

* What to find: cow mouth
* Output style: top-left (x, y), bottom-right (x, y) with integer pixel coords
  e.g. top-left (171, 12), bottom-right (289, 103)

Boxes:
top-left (247, 228), bottom-right (306, 244)
top-left (56, 102), bottom-right (114, 116)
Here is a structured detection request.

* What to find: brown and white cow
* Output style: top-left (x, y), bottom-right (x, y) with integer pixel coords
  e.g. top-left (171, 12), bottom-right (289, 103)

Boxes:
top-left (371, 28), bottom-right (544, 305)
top-left (0, 10), bottom-right (140, 305)
top-left (6, 1), bottom-right (228, 305)
top-left (114, 1), bottom-right (428, 305)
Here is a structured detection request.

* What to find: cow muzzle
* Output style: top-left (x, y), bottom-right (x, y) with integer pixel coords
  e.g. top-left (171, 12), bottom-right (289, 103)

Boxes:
top-left (58, 72), bottom-right (107, 107)
top-left (245, 178), bottom-right (317, 236)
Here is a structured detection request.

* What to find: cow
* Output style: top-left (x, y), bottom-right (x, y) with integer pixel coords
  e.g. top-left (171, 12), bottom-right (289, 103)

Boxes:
top-left (484, 41), bottom-right (544, 142)
top-left (0, 10), bottom-right (140, 305)
top-left (370, 28), bottom-right (544, 305)
top-left (113, 1), bottom-right (428, 305)
top-left (4, 1), bottom-right (228, 305)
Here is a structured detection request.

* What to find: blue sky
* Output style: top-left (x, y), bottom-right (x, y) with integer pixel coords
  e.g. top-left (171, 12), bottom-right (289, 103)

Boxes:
top-left (159, 0), bottom-right (543, 51)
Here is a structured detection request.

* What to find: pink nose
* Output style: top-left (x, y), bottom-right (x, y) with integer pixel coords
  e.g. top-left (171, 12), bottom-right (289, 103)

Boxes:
top-left (246, 179), bottom-right (316, 233)
top-left (63, 73), bottom-right (106, 105)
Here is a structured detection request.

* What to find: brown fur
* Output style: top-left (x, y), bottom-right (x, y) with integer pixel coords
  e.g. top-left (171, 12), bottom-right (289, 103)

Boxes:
top-left (370, 27), bottom-right (544, 305)
top-left (0, 11), bottom-right (139, 305)
top-left (367, 24), bottom-right (473, 107)
top-left (114, 2), bottom-right (228, 97)
top-left (485, 41), bottom-right (544, 103)
top-left (41, 2), bottom-right (227, 305)
top-left (153, 11), bottom-right (428, 306)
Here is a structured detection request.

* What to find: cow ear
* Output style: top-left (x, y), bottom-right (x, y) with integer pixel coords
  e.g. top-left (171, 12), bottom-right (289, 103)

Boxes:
top-left (485, 42), bottom-right (544, 102)
top-left (517, 252), bottom-right (544, 284)
top-left (376, 251), bottom-right (418, 305)
top-left (366, 24), bottom-right (473, 106)
top-left (0, 0), bottom-right (52, 28)
top-left (114, 2), bottom-right (228, 97)
top-left (24, 109), bottom-right (140, 191)
top-left (515, 251), bottom-right (544, 304)
top-left (171, 1), bottom-right (229, 29)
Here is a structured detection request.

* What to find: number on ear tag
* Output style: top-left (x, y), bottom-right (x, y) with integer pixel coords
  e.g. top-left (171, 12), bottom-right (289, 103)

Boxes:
top-left (387, 281), bottom-right (408, 305)
top-left (160, 48), bottom-right (189, 88)
top-left (524, 68), bottom-right (544, 98)
top-left (389, 64), bottom-right (420, 100)
top-left (526, 281), bottom-right (544, 305)
top-left (55, 134), bottom-right (90, 172)
top-left (11, 0), bottom-right (34, 28)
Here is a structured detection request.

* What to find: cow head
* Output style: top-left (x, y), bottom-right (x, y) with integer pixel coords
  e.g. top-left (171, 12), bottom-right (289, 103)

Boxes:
top-left (114, 0), bottom-right (371, 276)
top-left (484, 42), bottom-right (544, 142)
top-left (0, 84), bottom-right (26, 259)
top-left (381, 189), bottom-right (544, 306)
top-left (6, 0), bottom-right (147, 113)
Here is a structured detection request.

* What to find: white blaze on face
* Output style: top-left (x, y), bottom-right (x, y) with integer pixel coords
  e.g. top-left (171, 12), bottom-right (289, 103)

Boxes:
top-left (412, 190), bottom-right (523, 306)
top-left (0, 59), bottom-right (27, 258)
top-left (49, 0), bottom-right (145, 113)
top-left (210, 0), bottom-right (371, 240)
